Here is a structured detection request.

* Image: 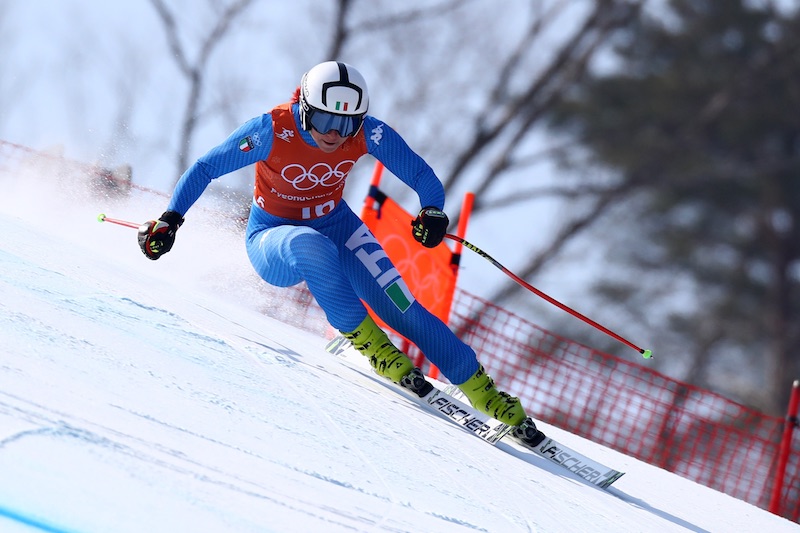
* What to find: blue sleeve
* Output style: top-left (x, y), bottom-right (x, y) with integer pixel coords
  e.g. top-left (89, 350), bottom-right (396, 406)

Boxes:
top-left (167, 115), bottom-right (274, 215)
top-left (362, 116), bottom-right (445, 211)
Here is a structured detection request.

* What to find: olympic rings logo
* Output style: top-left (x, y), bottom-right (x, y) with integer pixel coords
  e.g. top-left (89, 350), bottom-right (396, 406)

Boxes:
top-left (280, 160), bottom-right (355, 191)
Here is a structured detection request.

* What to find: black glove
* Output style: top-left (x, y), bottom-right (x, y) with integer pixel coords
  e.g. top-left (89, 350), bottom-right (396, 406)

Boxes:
top-left (411, 206), bottom-right (449, 248)
top-left (138, 210), bottom-right (184, 260)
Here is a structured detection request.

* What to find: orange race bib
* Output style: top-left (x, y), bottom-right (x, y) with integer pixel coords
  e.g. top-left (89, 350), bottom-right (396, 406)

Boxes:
top-left (253, 104), bottom-right (368, 220)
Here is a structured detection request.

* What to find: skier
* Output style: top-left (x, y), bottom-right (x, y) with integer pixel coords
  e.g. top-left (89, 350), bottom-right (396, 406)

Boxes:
top-left (138, 61), bottom-right (543, 444)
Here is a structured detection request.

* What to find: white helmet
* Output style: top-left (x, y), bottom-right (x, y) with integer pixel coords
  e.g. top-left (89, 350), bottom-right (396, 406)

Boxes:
top-left (299, 61), bottom-right (369, 137)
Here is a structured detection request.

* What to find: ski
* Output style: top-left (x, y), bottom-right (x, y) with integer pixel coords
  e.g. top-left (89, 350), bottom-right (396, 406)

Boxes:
top-left (325, 335), bottom-right (625, 490)
top-left (440, 384), bottom-right (625, 489)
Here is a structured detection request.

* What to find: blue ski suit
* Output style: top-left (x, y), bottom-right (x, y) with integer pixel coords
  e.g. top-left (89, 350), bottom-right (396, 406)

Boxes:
top-left (166, 101), bottom-right (480, 384)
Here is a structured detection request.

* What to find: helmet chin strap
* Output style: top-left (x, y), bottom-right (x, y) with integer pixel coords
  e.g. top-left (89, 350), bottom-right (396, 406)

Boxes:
top-left (298, 93), bottom-right (312, 132)
top-left (299, 110), bottom-right (309, 131)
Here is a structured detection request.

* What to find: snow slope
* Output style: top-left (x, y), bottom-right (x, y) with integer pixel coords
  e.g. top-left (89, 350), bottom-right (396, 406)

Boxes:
top-left (0, 170), bottom-right (798, 533)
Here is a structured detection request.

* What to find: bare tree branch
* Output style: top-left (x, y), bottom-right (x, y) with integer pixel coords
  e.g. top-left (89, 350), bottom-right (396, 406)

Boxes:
top-left (325, 0), bottom-right (468, 61)
top-left (485, 186), bottom-right (621, 308)
top-left (149, 0), bottom-right (256, 183)
top-left (325, 0), bottom-right (354, 60)
top-left (352, 0), bottom-right (467, 33)
top-left (481, 182), bottom-right (621, 211)
top-left (442, 0), bottom-right (641, 195)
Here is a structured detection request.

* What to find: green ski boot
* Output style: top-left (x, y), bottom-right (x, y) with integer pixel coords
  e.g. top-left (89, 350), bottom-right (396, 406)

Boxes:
top-left (341, 315), bottom-right (416, 384)
top-left (457, 364), bottom-right (527, 425)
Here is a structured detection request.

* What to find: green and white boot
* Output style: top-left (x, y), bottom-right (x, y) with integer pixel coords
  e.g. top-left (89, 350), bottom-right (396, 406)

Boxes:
top-left (457, 364), bottom-right (527, 426)
top-left (341, 315), bottom-right (415, 384)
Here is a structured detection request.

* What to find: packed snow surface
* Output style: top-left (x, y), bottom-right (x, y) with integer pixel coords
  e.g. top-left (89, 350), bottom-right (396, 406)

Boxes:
top-left (0, 170), bottom-right (797, 532)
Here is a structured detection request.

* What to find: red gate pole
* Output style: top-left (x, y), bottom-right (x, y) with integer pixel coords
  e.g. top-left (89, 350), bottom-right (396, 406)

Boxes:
top-left (451, 192), bottom-right (474, 277)
top-left (769, 380), bottom-right (800, 515)
top-left (363, 162), bottom-right (385, 214)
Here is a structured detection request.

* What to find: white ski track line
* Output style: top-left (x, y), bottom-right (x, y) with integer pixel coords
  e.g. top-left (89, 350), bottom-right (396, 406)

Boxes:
top-left (224, 329), bottom-right (527, 531)
top-left (233, 336), bottom-right (536, 531)
top-left (186, 330), bottom-right (399, 522)
top-left (190, 305), bottom-right (534, 531)
top-left (0, 389), bottom-right (306, 510)
top-left (187, 304), bottom-right (422, 530)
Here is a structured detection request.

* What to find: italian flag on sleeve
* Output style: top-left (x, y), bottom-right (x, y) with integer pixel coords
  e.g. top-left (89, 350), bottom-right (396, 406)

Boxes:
top-left (239, 137), bottom-right (253, 152)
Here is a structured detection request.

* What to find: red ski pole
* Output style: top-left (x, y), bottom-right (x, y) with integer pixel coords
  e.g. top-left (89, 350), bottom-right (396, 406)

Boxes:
top-left (97, 213), bottom-right (140, 229)
top-left (444, 234), bottom-right (653, 359)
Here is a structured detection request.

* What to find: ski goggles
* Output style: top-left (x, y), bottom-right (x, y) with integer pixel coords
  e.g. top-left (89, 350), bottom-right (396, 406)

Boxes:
top-left (307, 108), bottom-right (365, 137)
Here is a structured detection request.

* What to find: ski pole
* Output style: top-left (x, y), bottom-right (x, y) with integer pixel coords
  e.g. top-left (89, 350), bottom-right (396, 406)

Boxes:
top-left (444, 234), bottom-right (653, 359)
top-left (97, 213), bottom-right (140, 229)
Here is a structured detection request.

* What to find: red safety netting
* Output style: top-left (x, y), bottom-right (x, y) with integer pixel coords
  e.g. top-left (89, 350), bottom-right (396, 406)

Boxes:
top-left (447, 289), bottom-right (796, 518)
